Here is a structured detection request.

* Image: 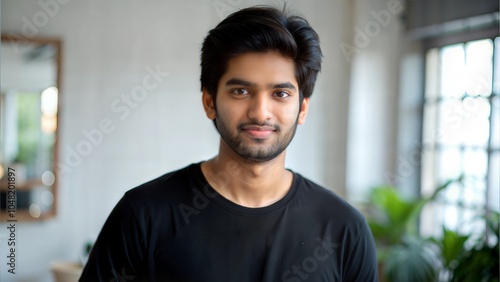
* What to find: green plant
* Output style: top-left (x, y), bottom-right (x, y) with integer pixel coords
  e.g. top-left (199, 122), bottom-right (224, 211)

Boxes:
top-left (367, 176), bottom-right (499, 282)
top-left (366, 178), bottom-right (458, 282)
top-left (430, 227), bottom-right (468, 271)
top-left (434, 212), bottom-right (499, 282)
top-left (14, 93), bottom-right (40, 165)
top-left (383, 237), bottom-right (439, 282)
top-left (79, 240), bottom-right (94, 267)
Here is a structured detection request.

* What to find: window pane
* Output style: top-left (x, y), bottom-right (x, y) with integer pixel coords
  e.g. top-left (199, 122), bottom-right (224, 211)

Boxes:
top-left (420, 202), bottom-right (439, 237)
top-left (462, 97), bottom-right (490, 147)
top-left (426, 48), bottom-right (440, 100)
top-left (463, 178), bottom-right (486, 207)
top-left (488, 152), bottom-right (500, 212)
top-left (461, 208), bottom-right (485, 236)
top-left (462, 117), bottom-right (490, 147)
top-left (438, 99), bottom-right (463, 145)
top-left (437, 97), bottom-right (490, 147)
top-left (421, 148), bottom-right (436, 196)
top-left (437, 148), bottom-right (462, 182)
top-left (463, 149), bottom-right (488, 178)
top-left (465, 39), bottom-right (493, 97)
top-left (443, 203), bottom-right (460, 230)
top-left (422, 37), bottom-right (498, 243)
top-left (491, 96), bottom-right (499, 149)
top-left (493, 37), bottom-right (500, 95)
top-left (442, 181), bottom-right (462, 203)
top-left (422, 102), bottom-right (437, 144)
top-left (440, 44), bottom-right (465, 98)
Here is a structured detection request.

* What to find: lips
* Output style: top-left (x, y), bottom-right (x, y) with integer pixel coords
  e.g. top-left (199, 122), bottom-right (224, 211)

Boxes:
top-left (241, 125), bottom-right (276, 138)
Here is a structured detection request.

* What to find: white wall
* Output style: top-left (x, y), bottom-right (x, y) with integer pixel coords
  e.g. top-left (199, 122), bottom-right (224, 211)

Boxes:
top-left (0, 0), bottom-right (357, 281)
top-left (346, 0), bottom-right (404, 203)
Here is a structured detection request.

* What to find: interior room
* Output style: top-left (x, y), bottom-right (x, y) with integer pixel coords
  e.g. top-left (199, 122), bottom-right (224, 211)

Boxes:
top-left (1, 0), bottom-right (498, 281)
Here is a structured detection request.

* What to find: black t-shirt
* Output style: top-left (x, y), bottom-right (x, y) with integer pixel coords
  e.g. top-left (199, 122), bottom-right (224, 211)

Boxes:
top-left (80, 163), bottom-right (377, 281)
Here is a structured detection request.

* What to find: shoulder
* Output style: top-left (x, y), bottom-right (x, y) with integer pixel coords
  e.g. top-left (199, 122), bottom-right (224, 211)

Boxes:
top-left (293, 173), bottom-right (367, 225)
top-left (125, 163), bottom-right (199, 197)
top-left (293, 174), bottom-right (378, 280)
top-left (119, 163), bottom-right (201, 214)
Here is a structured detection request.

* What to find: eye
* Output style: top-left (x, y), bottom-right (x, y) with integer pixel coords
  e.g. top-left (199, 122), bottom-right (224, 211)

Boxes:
top-left (231, 88), bottom-right (250, 96)
top-left (273, 91), bottom-right (290, 98)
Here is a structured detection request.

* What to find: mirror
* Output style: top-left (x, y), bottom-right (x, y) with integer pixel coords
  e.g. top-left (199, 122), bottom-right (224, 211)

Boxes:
top-left (0, 34), bottom-right (61, 221)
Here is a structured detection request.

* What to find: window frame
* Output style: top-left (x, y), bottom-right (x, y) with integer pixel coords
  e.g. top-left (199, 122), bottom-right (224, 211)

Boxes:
top-left (419, 28), bottom-right (499, 238)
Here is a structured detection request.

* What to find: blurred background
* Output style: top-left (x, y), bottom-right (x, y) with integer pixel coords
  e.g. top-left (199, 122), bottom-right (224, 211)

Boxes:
top-left (0, 0), bottom-right (498, 281)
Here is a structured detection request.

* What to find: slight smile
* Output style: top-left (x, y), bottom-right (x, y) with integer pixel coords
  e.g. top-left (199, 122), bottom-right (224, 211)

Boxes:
top-left (241, 125), bottom-right (276, 139)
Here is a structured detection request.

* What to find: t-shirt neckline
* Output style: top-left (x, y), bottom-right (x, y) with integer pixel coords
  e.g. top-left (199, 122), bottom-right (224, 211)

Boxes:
top-left (192, 162), bottom-right (300, 216)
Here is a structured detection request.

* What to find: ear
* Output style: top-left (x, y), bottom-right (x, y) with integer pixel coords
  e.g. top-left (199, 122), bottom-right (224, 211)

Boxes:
top-left (297, 97), bottom-right (310, 125)
top-left (202, 88), bottom-right (216, 120)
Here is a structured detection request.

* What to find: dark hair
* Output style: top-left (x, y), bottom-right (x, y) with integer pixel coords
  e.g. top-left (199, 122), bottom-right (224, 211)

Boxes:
top-left (200, 6), bottom-right (322, 101)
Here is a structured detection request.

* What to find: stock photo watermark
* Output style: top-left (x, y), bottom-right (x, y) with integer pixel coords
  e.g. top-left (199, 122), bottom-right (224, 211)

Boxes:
top-left (56, 65), bottom-right (169, 176)
top-left (21, 0), bottom-right (70, 38)
top-left (1, 0), bottom-right (68, 276)
top-left (4, 0), bottom-right (70, 52)
top-left (281, 236), bottom-right (340, 282)
top-left (339, 0), bottom-right (403, 63)
top-left (4, 168), bottom-right (18, 275)
top-left (385, 79), bottom-right (495, 185)
top-left (179, 161), bottom-right (241, 224)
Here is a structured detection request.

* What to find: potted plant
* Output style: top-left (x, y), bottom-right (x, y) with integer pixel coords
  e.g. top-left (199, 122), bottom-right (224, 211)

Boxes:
top-left (432, 212), bottom-right (499, 282)
top-left (365, 178), bottom-right (458, 282)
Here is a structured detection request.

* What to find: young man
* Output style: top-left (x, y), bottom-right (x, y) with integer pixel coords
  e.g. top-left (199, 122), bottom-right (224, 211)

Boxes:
top-left (80, 6), bottom-right (377, 282)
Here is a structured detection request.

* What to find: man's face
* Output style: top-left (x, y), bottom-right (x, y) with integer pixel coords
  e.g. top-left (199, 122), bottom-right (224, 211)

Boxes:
top-left (203, 51), bottom-right (309, 162)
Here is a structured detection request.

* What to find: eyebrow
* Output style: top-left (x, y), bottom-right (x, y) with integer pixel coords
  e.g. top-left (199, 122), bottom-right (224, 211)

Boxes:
top-left (226, 78), bottom-right (256, 87)
top-left (271, 82), bottom-right (297, 91)
top-left (225, 78), bottom-right (297, 91)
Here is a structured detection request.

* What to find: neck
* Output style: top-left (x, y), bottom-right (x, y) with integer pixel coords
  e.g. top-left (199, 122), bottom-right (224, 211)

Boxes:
top-left (200, 140), bottom-right (293, 208)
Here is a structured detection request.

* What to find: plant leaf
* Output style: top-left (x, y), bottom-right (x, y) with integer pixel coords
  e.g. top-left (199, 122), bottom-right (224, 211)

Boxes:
top-left (451, 245), bottom-right (500, 282)
top-left (440, 228), bottom-right (469, 269)
top-left (384, 238), bottom-right (439, 282)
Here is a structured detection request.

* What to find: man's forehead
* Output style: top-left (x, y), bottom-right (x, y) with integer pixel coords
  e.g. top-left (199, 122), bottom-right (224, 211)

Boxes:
top-left (221, 52), bottom-right (298, 88)
top-left (225, 77), bottom-right (297, 91)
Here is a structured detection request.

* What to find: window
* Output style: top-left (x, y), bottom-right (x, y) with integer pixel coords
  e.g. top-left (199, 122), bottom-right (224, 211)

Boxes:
top-left (420, 37), bottom-right (499, 239)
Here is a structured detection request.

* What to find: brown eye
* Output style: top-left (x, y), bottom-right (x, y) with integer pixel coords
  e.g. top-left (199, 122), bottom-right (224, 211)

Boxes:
top-left (231, 88), bottom-right (249, 95)
top-left (273, 91), bottom-right (290, 98)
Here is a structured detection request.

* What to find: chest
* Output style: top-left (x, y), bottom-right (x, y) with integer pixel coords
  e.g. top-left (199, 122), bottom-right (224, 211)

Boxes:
top-left (148, 207), bottom-right (346, 281)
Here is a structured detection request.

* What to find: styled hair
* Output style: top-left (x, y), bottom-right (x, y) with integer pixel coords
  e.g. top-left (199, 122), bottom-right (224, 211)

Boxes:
top-left (200, 6), bottom-right (322, 101)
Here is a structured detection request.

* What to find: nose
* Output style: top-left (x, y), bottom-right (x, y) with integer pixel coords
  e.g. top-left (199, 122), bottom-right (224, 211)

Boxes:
top-left (247, 93), bottom-right (272, 122)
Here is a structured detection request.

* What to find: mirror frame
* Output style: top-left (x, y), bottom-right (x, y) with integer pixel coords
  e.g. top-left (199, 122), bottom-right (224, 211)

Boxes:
top-left (1, 34), bottom-right (62, 221)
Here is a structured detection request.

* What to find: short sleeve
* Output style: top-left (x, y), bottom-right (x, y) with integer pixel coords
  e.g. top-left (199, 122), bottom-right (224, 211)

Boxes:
top-left (343, 219), bottom-right (379, 282)
top-left (79, 193), bottom-right (147, 281)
